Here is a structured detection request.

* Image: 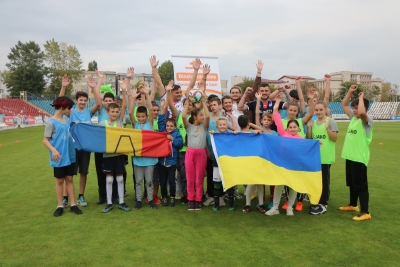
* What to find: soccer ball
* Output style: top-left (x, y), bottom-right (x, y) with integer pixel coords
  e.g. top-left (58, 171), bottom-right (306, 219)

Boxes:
top-left (188, 89), bottom-right (204, 103)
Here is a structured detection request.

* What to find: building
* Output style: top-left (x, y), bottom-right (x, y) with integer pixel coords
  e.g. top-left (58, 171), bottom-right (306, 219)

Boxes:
top-left (231, 76), bottom-right (286, 88)
top-left (220, 79), bottom-right (228, 95)
top-left (278, 75), bottom-right (316, 84)
top-left (0, 71), bottom-right (10, 98)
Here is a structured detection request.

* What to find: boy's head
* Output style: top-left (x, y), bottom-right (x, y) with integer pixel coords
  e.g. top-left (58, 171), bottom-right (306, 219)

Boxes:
top-left (222, 95), bottom-right (233, 112)
top-left (172, 84), bottom-right (182, 102)
top-left (75, 91), bottom-right (89, 110)
top-left (351, 98), bottom-right (370, 117)
top-left (258, 83), bottom-right (271, 100)
top-left (208, 97), bottom-right (221, 113)
top-left (166, 118), bottom-right (176, 133)
top-left (238, 115), bottom-right (249, 129)
top-left (261, 112), bottom-right (273, 128)
top-left (106, 102), bottom-right (120, 121)
top-left (289, 90), bottom-right (299, 102)
top-left (52, 96), bottom-right (74, 115)
top-left (103, 92), bottom-right (115, 107)
top-left (115, 99), bottom-right (122, 108)
top-left (230, 86), bottom-right (242, 102)
top-left (216, 117), bottom-right (228, 133)
top-left (151, 101), bottom-right (160, 118)
top-left (136, 106), bottom-right (148, 124)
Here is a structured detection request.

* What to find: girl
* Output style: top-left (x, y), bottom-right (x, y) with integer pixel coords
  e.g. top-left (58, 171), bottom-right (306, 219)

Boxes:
top-left (182, 91), bottom-right (210, 211)
top-left (266, 90), bottom-right (314, 216)
top-left (307, 101), bottom-right (338, 215)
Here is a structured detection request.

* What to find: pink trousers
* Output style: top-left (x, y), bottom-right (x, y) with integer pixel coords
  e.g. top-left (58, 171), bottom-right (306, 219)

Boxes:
top-left (185, 147), bottom-right (207, 202)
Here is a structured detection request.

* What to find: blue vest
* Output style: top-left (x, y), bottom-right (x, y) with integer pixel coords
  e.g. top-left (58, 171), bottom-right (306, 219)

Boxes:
top-left (49, 117), bottom-right (76, 167)
top-left (70, 108), bottom-right (92, 124)
top-left (98, 107), bottom-right (109, 123)
top-left (132, 121), bottom-right (158, 166)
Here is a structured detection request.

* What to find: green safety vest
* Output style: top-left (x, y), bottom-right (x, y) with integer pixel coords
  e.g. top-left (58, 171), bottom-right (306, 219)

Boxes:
top-left (312, 118), bottom-right (335, 164)
top-left (341, 116), bottom-right (373, 166)
top-left (177, 113), bottom-right (190, 152)
top-left (282, 118), bottom-right (305, 137)
top-left (104, 120), bottom-right (117, 127)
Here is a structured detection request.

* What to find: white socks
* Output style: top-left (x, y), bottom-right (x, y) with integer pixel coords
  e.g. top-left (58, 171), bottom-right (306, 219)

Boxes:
top-left (116, 175), bottom-right (124, 204)
top-left (106, 176), bottom-right (113, 204)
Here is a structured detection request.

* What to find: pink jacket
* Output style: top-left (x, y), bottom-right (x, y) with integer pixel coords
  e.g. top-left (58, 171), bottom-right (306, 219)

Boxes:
top-left (273, 112), bottom-right (303, 139)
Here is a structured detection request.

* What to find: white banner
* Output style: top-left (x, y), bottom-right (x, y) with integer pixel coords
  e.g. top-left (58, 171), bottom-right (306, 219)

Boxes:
top-left (171, 55), bottom-right (221, 96)
top-left (332, 114), bottom-right (349, 119)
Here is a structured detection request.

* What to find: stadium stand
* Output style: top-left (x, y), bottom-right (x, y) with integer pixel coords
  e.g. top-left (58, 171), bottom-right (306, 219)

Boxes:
top-left (367, 102), bottom-right (400, 120)
top-left (0, 99), bottom-right (45, 116)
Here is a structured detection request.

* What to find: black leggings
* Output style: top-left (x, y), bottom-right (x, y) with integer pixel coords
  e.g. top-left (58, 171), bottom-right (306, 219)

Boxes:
top-left (213, 182), bottom-right (234, 206)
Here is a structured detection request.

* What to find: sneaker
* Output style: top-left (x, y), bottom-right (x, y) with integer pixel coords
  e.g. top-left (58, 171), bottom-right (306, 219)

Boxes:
top-left (102, 204), bottom-right (113, 213)
top-left (203, 197), bottom-right (214, 206)
top-left (162, 197), bottom-right (168, 206)
top-left (228, 204), bottom-right (235, 211)
top-left (70, 205), bottom-right (83, 215)
top-left (62, 198), bottom-right (68, 208)
top-left (265, 207), bottom-right (280, 216)
top-left (213, 203), bottom-right (219, 211)
top-left (169, 197), bottom-right (175, 207)
top-left (153, 195), bottom-right (161, 205)
top-left (242, 205), bottom-right (251, 214)
top-left (77, 196), bottom-right (87, 207)
top-left (219, 197), bottom-right (225, 207)
top-left (310, 204), bottom-right (327, 215)
top-left (118, 203), bottom-right (131, 212)
top-left (223, 194), bottom-right (229, 201)
top-left (339, 205), bottom-right (360, 212)
top-left (175, 194), bottom-right (182, 200)
top-left (148, 200), bottom-right (157, 209)
top-left (181, 195), bottom-right (189, 204)
top-left (282, 201), bottom-right (288, 210)
top-left (286, 207), bottom-right (294, 216)
top-left (352, 213), bottom-right (371, 221)
top-left (134, 201), bottom-right (142, 210)
top-left (53, 207), bottom-right (64, 217)
top-left (96, 197), bottom-right (106, 205)
top-left (234, 189), bottom-right (242, 200)
top-left (188, 201), bottom-right (195, 211)
top-left (194, 201), bottom-right (201, 211)
top-left (295, 201), bottom-right (303, 212)
top-left (303, 194), bottom-right (310, 202)
top-left (257, 205), bottom-right (267, 214)
top-left (267, 201), bottom-right (273, 210)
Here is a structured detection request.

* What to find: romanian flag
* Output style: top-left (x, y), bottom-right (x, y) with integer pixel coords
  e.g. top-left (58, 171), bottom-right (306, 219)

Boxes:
top-left (70, 123), bottom-right (171, 157)
top-left (211, 133), bottom-right (322, 204)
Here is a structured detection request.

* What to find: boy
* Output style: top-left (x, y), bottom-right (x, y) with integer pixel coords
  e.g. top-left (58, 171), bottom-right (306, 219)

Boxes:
top-left (59, 72), bottom-right (102, 207)
top-left (43, 96), bottom-right (82, 217)
top-left (99, 77), bottom-right (130, 213)
top-left (340, 85), bottom-right (373, 221)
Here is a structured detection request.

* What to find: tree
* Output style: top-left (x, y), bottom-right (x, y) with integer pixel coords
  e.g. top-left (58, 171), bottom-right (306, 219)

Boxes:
top-left (235, 77), bottom-right (254, 93)
top-left (44, 39), bottom-right (83, 96)
top-left (364, 85), bottom-right (381, 101)
top-left (158, 60), bottom-right (174, 86)
top-left (4, 41), bottom-right (47, 97)
top-left (333, 81), bottom-right (364, 102)
top-left (380, 82), bottom-right (390, 102)
top-left (88, 60), bottom-right (97, 71)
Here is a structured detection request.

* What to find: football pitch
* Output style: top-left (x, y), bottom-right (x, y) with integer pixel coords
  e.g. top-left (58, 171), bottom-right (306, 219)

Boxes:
top-left (0, 122), bottom-right (399, 267)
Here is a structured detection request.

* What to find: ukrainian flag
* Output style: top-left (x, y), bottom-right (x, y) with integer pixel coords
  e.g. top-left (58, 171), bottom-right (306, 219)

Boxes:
top-left (71, 123), bottom-right (171, 157)
top-left (211, 133), bottom-right (322, 204)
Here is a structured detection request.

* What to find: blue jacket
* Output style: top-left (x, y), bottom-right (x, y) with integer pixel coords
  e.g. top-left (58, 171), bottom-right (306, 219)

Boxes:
top-left (158, 114), bottom-right (183, 166)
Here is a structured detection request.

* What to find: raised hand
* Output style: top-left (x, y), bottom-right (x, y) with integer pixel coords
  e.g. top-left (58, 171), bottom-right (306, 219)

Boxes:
top-left (295, 76), bottom-right (302, 83)
top-left (192, 58), bottom-right (201, 70)
top-left (275, 93), bottom-right (282, 102)
top-left (166, 80), bottom-right (174, 91)
top-left (126, 67), bottom-right (134, 78)
top-left (120, 80), bottom-right (127, 91)
top-left (198, 81), bottom-right (206, 92)
top-left (244, 87), bottom-right (253, 95)
top-left (307, 88), bottom-right (315, 100)
top-left (142, 84), bottom-right (150, 95)
top-left (202, 64), bottom-right (211, 75)
top-left (349, 84), bottom-right (358, 92)
top-left (324, 74), bottom-right (331, 81)
top-left (149, 56), bottom-right (159, 68)
top-left (358, 92), bottom-right (364, 98)
top-left (255, 92), bottom-right (262, 100)
top-left (278, 85), bottom-right (284, 92)
top-left (131, 89), bottom-right (140, 99)
top-left (256, 60), bottom-right (263, 72)
top-left (62, 74), bottom-right (70, 87)
top-left (87, 75), bottom-right (95, 88)
top-left (95, 69), bottom-right (104, 80)
top-left (284, 83), bottom-right (291, 89)
top-left (160, 98), bottom-right (166, 108)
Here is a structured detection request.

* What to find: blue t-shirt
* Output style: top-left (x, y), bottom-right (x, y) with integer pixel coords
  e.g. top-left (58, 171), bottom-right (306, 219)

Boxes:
top-left (70, 108), bottom-right (92, 124)
top-left (98, 107), bottom-right (109, 123)
top-left (132, 120), bottom-right (158, 166)
top-left (263, 129), bottom-right (278, 136)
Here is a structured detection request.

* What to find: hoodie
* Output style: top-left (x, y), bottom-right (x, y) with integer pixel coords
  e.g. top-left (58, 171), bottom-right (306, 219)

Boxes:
top-left (157, 114), bottom-right (183, 166)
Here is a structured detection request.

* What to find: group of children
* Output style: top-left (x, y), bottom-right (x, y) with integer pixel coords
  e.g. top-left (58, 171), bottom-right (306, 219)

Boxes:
top-left (43, 57), bottom-right (373, 221)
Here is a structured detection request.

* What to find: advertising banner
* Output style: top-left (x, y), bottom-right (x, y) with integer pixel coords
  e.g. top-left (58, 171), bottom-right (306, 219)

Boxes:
top-left (4, 116), bottom-right (14, 126)
top-left (171, 55), bottom-right (221, 96)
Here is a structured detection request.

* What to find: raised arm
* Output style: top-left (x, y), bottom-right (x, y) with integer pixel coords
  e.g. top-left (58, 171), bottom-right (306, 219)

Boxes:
top-left (272, 94), bottom-right (285, 136)
top-left (306, 120), bottom-right (313, 139)
top-left (119, 79), bottom-right (127, 121)
top-left (150, 79), bottom-right (156, 101)
top-left (185, 58), bottom-right (201, 95)
top-left (142, 85), bottom-right (153, 123)
top-left (357, 92), bottom-right (369, 124)
top-left (295, 77), bottom-right (306, 113)
top-left (237, 87), bottom-right (253, 111)
top-left (245, 60), bottom-right (263, 103)
top-left (59, 74), bottom-right (70, 97)
top-left (202, 91), bottom-right (210, 129)
top-left (200, 64), bottom-right (210, 94)
top-left (150, 55), bottom-right (166, 97)
top-left (342, 85), bottom-right (357, 118)
top-left (165, 80), bottom-right (179, 118)
top-left (249, 123), bottom-right (263, 132)
top-left (128, 89), bottom-right (140, 125)
top-left (90, 70), bottom-right (103, 114)
top-left (182, 98), bottom-right (190, 129)
top-left (323, 74), bottom-right (331, 106)
top-left (255, 92), bottom-right (262, 126)
top-left (302, 89), bottom-right (316, 124)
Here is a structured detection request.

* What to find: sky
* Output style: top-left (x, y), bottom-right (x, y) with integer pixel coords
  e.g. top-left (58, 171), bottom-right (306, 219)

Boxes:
top-left (0, 0), bottom-right (399, 88)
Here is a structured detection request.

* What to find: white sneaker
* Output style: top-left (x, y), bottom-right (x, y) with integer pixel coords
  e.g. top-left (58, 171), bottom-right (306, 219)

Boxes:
top-left (265, 207), bottom-right (280, 216)
top-left (219, 197), bottom-right (225, 207)
top-left (286, 207), bottom-right (294, 216)
top-left (203, 197), bottom-right (214, 206)
top-left (175, 194), bottom-right (182, 200)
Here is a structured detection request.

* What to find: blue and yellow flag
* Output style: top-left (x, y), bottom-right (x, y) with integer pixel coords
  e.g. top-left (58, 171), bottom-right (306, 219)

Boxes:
top-left (211, 133), bottom-right (322, 204)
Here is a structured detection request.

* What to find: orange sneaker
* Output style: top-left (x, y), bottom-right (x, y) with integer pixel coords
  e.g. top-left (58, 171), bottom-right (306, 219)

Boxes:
top-left (338, 205), bottom-right (360, 212)
top-left (352, 213), bottom-right (371, 221)
top-left (153, 195), bottom-right (161, 205)
top-left (295, 201), bottom-right (303, 211)
top-left (282, 201), bottom-right (288, 210)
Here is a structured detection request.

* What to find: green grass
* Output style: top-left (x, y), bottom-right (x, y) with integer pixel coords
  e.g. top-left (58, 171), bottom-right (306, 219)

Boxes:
top-left (0, 122), bottom-right (399, 267)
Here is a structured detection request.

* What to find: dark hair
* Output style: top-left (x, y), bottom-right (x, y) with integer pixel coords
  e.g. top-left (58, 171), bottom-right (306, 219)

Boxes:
top-left (106, 102), bottom-right (120, 111)
top-left (52, 96), bottom-right (74, 110)
top-left (287, 102), bottom-right (300, 115)
top-left (166, 118), bottom-right (176, 127)
top-left (151, 101), bottom-right (159, 108)
top-left (172, 84), bottom-right (181, 91)
top-left (207, 94), bottom-right (218, 102)
top-left (289, 90), bottom-right (299, 100)
top-left (188, 108), bottom-right (202, 124)
top-left (287, 119), bottom-right (299, 128)
top-left (209, 97), bottom-right (221, 105)
top-left (351, 98), bottom-right (370, 111)
top-left (258, 83), bottom-right (270, 90)
top-left (238, 115), bottom-right (249, 129)
top-left (136, 106), bottom-right (148, 115)
top-left (115, 99), bottom-right (122, 105)
top-left (103, 92), bottom-right (115, 101)
top-left (230, 86), bottom-right (241, 93)
top-left (221, 95), bottom-right (232, 104)
top-left (75, 91), bottom-right (89, 100)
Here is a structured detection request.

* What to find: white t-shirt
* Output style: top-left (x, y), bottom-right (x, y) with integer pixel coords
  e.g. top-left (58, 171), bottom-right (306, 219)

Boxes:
top-left (162, 94), bottom-right (187, 118)
top-left (232, 102), bottom-right (243, 119)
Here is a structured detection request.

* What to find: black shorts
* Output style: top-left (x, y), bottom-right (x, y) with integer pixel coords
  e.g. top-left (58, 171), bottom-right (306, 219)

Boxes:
top-left (103, 155), bottom-right (126, 175)
top-left (346, 159), bottom-right (368, 191)
top-left (54, 163), bottom-right (75, 178)
top-left (74, 150), bottom-right (91, 175)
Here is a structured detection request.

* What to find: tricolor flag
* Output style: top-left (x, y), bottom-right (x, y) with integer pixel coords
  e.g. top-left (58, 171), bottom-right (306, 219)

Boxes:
top-left (71, 123), bottom-right (171, 157)
top-left (211, 133), bottom-right (322, 204)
